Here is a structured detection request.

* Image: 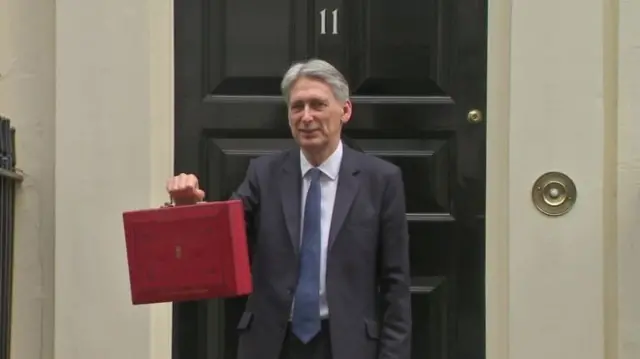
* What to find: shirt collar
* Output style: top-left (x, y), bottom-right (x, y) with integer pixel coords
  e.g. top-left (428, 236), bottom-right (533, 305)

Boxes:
top-left (300, 141), bottom-right (343, 181)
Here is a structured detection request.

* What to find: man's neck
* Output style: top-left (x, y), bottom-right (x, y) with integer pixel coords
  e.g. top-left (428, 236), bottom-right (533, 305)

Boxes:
top-left (302, 140), bottom-right (340, 167)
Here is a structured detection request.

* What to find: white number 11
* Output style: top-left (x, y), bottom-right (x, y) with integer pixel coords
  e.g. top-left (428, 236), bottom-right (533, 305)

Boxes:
top-left (319, 8), bottom-right (339, 35)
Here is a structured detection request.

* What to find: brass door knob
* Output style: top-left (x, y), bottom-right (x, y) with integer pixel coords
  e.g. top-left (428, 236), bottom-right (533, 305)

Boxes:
top-left (467, 109), bottom-right (483, 124)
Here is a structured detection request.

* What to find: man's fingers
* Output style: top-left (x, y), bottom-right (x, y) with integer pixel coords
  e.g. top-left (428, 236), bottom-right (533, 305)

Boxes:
top-left (166, 173), bottom-right (205, 204)
top-left (195, 188), bottom-right (206, 201)
top-left (177, 174), bottom-right (188, 190)
top-left (167, 174), bottom-right (195, 190)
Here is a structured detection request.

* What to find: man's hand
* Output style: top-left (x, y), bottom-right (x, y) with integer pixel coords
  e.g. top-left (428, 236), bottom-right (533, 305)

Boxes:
top-left (166, 173), bottom-right (206, 205)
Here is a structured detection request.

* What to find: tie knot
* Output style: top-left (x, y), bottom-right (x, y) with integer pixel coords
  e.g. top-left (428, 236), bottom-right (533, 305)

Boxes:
top-left (308, 168), bottom-right (322, 182)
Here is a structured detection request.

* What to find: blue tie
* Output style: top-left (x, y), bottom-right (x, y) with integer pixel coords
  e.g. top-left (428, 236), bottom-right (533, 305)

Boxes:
top-left (291, 168), bottom-right (322, 343)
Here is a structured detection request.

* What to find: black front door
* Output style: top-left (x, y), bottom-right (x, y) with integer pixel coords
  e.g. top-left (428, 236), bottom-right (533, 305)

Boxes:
top-left (173, 0), bottom-right (487, 357)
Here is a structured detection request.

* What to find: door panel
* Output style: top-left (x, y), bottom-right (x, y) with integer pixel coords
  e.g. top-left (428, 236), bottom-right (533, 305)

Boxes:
top-left (173, 0), bottom-right (487, 357)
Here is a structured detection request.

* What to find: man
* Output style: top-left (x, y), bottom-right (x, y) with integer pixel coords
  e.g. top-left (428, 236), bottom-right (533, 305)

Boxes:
top-left (166, 59), bottom-right (411, 359)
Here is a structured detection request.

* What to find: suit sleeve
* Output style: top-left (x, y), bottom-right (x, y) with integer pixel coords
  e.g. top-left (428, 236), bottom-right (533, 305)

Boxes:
top-left (230, 159), bottom-right (260, 246)
top-left (378, 167), bottom-right (412, 359)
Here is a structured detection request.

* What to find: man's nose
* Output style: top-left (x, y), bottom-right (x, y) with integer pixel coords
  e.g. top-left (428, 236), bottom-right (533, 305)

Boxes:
top-left (301, 106), bottom-right (313, 122)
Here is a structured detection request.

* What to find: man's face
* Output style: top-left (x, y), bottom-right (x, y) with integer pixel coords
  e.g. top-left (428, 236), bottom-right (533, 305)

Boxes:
top-left (288, 77), bottom-right (352, 152)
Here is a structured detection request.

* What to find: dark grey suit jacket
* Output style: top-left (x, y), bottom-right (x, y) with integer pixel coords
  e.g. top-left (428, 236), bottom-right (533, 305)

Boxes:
top-left (232, 145), bottom-right (412, 359)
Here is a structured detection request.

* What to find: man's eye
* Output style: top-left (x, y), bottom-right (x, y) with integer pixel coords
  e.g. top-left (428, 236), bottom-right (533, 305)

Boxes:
top-left (311, 102), bottom-right (326, 108)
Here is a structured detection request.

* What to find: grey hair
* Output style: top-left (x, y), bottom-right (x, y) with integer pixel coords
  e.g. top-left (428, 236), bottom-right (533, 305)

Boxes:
top-left (280, 59), bottom-right (350, 104)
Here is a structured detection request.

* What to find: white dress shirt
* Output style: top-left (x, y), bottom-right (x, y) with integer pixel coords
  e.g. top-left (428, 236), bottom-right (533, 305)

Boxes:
top-left (294, 141), bottom-right (343, 319)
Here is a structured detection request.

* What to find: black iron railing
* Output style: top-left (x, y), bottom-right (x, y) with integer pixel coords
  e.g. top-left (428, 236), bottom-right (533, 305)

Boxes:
top-left (0, 115), bottom-right (21, 359)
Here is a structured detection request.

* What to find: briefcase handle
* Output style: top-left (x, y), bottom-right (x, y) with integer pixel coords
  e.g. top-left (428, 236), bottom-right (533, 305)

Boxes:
top-left (161, 201), bottom-right (207, 208)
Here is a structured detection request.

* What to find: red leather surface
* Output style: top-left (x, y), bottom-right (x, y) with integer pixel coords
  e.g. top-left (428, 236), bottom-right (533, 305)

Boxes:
top-left (122, 200), bottom-right (252, 304)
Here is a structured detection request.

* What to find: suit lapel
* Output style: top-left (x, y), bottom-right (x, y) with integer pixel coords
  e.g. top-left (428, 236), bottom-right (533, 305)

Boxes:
top-left (280, 150), bottom-right (302, 254)
top-left (328, 147), bottom-right (361, 251)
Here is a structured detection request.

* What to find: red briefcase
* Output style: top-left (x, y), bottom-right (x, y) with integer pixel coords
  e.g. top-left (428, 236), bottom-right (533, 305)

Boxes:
top-left (122, 200), bottom-right (252, 305)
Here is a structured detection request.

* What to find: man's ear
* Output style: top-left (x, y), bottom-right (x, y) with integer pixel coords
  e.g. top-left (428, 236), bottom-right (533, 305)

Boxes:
top-left (341, 99), bottom-right (353, 124)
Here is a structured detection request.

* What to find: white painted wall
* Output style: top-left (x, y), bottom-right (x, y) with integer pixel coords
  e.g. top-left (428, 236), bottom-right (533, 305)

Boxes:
top-left (54, 0), bottom-right (174, 357)
top-left (614, 0), bottom-right (640, 355)
top-left (485, 0), bottom-right (640, 359)
top-left (1, 0), bottom-right (173, 357)
top-left (0, 0), bottom-right (638, 358)
top-left (0, 0), bottom-right (55, 357)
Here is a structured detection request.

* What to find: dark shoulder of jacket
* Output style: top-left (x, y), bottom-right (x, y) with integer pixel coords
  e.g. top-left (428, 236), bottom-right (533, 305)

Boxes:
top-left (348, 146), bottom-right (400, 177)
top-left (341, 134), bottom-right (364, 153)
top-left (341, 134), bottom-right (398, 175)
top-left (247, 147), bottom-right (296, 172)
